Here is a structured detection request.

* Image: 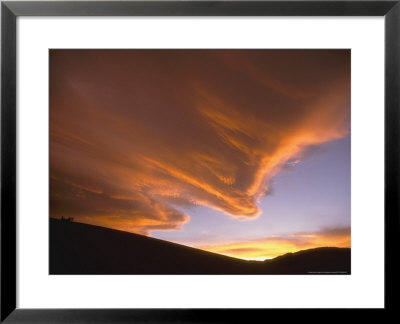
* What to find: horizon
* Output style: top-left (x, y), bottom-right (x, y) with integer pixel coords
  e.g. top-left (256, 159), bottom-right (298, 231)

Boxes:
top-left (49, 217), bottom-right (349, 262)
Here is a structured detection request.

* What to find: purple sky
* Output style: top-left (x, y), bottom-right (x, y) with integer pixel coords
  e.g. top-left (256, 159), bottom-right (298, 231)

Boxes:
top-left (152, 136), bottom-right (350, 247)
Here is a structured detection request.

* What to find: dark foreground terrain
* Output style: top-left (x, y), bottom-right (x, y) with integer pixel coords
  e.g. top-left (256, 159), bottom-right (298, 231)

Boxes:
top-left (50, 219), bottom-right (351, 274)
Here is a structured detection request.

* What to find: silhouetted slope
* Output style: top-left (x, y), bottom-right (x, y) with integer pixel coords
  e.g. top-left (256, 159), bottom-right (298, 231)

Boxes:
top-left (262, 247), bottom-right (351, 274)
top-left (50, 219), bottom-right (350, 274)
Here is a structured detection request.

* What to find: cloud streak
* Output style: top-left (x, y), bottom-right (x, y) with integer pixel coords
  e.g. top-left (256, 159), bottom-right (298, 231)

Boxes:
top-left (196, 227), bottom-right (351, 260)
top-left (50, 50), bottom-right (350, 234)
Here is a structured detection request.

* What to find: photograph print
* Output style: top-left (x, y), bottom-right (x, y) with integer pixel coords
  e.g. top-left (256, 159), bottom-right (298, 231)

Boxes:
top-left (49, 49), bottom-right (351, 274)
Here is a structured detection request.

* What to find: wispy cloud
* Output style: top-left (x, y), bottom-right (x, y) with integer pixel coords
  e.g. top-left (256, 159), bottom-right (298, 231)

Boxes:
top-left (50, 50), bottom-right (350, 234)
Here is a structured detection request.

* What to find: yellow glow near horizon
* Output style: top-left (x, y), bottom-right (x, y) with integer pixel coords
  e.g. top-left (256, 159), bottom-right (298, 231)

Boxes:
top-left (196, 229), bottom-right (351, 261)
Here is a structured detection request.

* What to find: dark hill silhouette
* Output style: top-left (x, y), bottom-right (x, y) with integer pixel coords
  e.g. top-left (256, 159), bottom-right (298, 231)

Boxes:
top-left (50, 219), bottom-right (350, 275)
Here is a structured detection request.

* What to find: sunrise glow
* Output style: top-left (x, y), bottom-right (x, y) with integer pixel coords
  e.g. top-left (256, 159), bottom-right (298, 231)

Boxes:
top-left (50, 49), bottom-right (350, 261)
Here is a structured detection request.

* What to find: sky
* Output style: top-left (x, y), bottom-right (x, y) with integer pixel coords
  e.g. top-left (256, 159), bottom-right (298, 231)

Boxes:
top-left (50, 49), bottom-right (351, 260)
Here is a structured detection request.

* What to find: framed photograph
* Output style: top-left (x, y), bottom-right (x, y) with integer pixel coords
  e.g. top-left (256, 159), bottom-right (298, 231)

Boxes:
top-left (1, 0), bottom-right (399, 322)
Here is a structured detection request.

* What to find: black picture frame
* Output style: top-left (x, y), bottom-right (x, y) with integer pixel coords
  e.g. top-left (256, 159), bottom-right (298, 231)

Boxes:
top-left (1, 0), bottom-right (399, 322)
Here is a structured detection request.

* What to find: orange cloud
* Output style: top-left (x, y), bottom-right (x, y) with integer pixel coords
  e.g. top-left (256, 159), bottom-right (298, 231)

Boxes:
top-left (50, 50), bottom-right (350, 234)
top-left (196, 227), bottom-right (351, 260)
